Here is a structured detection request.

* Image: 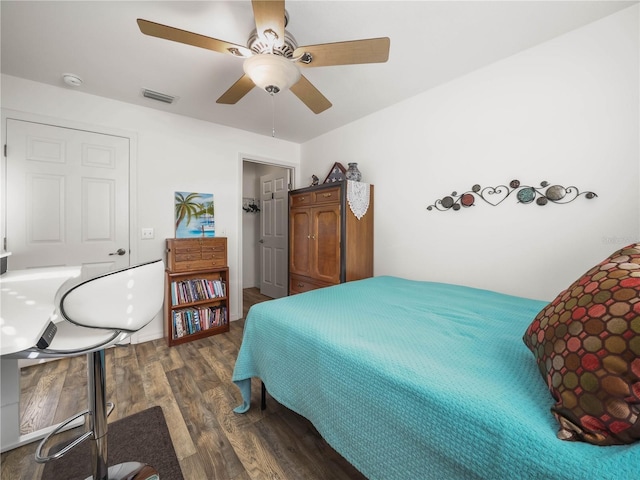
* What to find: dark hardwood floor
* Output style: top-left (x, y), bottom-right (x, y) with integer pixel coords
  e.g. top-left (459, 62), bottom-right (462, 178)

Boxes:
top-left (0, 288), bottom-right (366, 480)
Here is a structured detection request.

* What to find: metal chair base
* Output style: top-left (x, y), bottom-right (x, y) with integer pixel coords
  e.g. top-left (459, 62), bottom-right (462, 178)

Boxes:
top-left (35, 403), bottom-right (114, 463)
top-left (83, 461), bottom-right (159, 480)
top-left (35, 350), bottom-right (157, 480)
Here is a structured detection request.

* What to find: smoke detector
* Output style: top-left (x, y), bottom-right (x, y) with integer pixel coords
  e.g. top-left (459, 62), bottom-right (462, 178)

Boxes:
top-left (62, 73), bottom-right (83, 87)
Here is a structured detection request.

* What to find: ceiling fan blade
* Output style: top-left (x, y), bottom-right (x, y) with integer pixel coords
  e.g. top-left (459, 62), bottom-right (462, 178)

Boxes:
top-left (137, 19), bottom-right (252, 58)
top-left (290, 75), bottom-right (332, 114)
top-left (251, 0), bottom-right (285, 47)
top-left (294, 37), bottom-right (390, 67)
top-left (217, 75), bottom-right (256, 104)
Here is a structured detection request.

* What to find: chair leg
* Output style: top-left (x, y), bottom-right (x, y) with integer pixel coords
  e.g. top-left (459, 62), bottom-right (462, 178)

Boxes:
top-left (88, 350), bottom-right (109, 480)
top-left (36, 350), bottom-right (157, 479)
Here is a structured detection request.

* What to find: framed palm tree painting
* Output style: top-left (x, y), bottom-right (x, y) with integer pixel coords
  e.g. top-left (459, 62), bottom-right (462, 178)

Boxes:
top-left (175, 191), bottom-right (215, 238)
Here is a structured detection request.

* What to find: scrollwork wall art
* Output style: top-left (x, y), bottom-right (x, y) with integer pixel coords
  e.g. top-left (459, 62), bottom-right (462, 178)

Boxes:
top-left (427, 180), bottom-right (597, 212)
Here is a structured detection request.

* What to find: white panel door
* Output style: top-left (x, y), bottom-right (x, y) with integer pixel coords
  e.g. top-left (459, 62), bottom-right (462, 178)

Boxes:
top-left (259, 171), bottom-right (288, 298)
top-left (5, 119), bottom-right (129, 275)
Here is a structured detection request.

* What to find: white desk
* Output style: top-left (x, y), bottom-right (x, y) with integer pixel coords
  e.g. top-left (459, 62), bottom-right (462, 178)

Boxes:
top-left (0, 266), bottom-right (81, 452)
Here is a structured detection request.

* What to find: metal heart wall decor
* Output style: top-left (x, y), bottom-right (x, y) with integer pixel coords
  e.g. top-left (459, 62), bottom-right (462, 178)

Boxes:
top-left (427, 180), bottom-right (597, 212)
top-left (480, 185), bottom-right (510, 206)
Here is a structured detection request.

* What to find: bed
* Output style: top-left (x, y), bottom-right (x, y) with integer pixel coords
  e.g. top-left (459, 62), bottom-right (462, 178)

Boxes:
top-left (232, 275), bottom-right (640, 479)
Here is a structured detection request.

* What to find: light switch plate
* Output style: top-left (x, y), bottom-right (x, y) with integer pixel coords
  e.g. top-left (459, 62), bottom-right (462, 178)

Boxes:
top-left (141, 228), bottom-right (154, 239)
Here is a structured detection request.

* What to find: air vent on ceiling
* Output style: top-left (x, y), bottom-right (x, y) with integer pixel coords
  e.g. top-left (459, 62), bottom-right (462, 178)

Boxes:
top-left (141, 88), bottom-right (176, 104)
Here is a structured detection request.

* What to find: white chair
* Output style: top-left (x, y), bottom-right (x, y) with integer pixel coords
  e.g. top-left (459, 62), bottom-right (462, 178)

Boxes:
top-left (28, 259), bottom-right (165, 480)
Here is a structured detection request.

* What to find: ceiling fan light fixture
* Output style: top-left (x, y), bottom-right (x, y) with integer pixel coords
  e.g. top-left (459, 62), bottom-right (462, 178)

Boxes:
top-left (243, 54), bottom-right (300, 94)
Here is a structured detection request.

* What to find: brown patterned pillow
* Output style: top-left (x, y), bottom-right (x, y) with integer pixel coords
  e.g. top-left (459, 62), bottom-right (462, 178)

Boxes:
top-left (523, 243), bottom-right (640, 445)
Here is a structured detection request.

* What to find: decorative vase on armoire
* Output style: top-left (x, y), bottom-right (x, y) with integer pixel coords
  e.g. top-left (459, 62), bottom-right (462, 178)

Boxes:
top-left (345, 163), bottom-right (362, 182)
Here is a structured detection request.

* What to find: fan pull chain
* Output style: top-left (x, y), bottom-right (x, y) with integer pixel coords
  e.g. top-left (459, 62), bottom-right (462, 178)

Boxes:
top-left (271, 92), bottom-right (276, 138)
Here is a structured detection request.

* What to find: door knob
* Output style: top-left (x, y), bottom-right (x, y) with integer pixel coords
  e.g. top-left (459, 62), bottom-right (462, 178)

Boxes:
top-left (109, 248), bottom-right (126, 256)
top-left (258, 239), bottom-right (264, 244)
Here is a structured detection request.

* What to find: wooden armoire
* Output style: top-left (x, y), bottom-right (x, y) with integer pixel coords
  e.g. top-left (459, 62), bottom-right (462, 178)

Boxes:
top-left (288, 181), bottom-right (374, 294)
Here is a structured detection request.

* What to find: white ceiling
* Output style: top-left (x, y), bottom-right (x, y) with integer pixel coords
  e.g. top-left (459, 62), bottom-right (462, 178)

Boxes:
top-left (1, 1), bottom-right (636, 143)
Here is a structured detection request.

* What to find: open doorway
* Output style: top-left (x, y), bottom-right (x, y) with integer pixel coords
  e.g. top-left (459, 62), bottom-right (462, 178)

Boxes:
top-left (242, 159), bottom-right (293, 303)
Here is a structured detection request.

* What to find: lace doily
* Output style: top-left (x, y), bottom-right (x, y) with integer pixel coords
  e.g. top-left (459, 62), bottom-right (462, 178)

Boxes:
top-left (347, 181), bottom-right (370, 220)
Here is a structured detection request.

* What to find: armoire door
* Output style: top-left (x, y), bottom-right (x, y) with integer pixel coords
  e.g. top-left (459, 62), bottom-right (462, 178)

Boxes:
top-left (289, 208), bottom-right (312, 277)
top-left (311, 204), bottom-right (341, 284)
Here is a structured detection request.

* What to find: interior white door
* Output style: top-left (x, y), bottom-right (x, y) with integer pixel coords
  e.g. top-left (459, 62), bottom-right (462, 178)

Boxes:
top-left (5, 119), bottom-right (130, 276)
top-left (259, 171), bottom-right (288, 298)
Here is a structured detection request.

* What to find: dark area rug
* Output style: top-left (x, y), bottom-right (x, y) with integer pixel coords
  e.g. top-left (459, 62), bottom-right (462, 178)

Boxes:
top-left (42, 405), bottom-right (183, 480)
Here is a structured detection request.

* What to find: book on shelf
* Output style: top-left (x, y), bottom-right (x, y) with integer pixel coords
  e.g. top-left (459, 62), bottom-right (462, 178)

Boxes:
top-left (170, 278), bottom-right (227, 305)
top-left (172, 305), bottom-right (228, 339)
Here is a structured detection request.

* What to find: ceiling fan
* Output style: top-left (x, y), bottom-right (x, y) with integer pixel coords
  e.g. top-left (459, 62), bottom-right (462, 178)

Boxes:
top-left (137, 0), bottom-right (390, 114)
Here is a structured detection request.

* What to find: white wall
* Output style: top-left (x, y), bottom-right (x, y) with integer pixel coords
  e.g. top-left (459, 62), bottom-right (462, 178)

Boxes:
top-left (1, 75), bottom-right (300, 341)
top-left (301, 5), bottom-right (640, 301)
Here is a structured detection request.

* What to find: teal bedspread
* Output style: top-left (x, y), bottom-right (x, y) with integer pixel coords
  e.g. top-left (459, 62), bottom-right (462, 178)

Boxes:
top-left (232, 276), bottom-right (639, 479)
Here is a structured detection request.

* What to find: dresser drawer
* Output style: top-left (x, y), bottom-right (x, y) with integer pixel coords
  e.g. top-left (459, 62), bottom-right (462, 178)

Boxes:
top-left (201, 252), bottom-right (225, 262)
top-left (290, 193), bottom-right (313, 207)
top-left (289, 274), bottom-right (333, 295)
top-left (201, 244), bottom-right (226, 255)
top-left (174, 252), bottom-right (202, 262)
top-left (173, 244), bottom-right (201, 255)
top-left (172, 258), bottom-right (225, 272)
top-left (312, 187), bottom-right (340, 204)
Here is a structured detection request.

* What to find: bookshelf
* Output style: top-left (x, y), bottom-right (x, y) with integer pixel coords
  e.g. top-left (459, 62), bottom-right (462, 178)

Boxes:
top-left (165, 238), bottom-right (230, 346)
